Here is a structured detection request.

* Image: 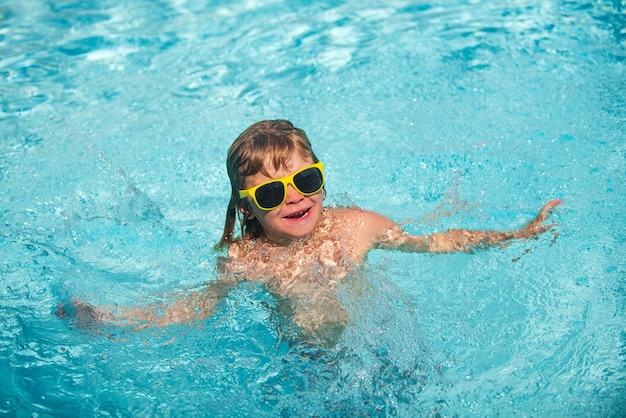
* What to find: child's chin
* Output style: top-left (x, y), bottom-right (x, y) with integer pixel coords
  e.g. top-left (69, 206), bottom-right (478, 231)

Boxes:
top-left (282, 219), bottom-right (319, 238)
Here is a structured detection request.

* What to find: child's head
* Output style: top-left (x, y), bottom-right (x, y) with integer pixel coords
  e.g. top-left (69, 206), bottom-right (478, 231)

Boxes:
top-left (218, 120), bottom-right (321, 248)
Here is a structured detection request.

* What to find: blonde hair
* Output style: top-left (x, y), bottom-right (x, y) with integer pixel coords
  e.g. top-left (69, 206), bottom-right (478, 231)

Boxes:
top-left (216, 120), bottom-right (320, 249)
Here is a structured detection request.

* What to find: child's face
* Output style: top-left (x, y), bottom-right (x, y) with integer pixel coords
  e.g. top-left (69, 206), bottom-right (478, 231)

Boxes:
top-left (242, 153), bottom-right (324, 244)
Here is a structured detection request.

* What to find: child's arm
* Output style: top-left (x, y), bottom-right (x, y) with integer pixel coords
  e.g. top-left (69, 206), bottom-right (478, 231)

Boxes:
top-left (366, 199), bottom-right (561, 254)
top-left (56, 265), bottom-right (238, 330)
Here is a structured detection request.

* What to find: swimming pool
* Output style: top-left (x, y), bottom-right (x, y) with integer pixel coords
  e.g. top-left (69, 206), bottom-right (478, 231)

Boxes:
top-left (1, 0), bottom-right (624, 415)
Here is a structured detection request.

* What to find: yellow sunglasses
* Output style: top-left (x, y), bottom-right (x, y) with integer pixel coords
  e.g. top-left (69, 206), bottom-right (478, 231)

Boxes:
top-left (239, 162), bottom-right (325, 211)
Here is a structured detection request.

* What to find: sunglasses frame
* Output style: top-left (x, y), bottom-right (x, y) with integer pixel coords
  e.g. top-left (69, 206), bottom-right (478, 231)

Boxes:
top-left (239, 161), bottom-right (325, 211)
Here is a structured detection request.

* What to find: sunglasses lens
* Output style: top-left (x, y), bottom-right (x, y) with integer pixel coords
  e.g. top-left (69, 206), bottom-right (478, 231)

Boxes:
top-left (255, 182), bottom-right (285, 209)
top-left (294, 167), bottom-right (323, 194)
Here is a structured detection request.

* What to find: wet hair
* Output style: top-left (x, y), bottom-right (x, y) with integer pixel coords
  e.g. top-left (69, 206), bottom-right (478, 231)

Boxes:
top-left (216, 120), bottom-right (321, 249)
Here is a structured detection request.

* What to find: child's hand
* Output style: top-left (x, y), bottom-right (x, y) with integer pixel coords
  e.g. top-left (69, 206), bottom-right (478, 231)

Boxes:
top-left (513, 199), bottom-right (562, 239)
top-left (55, 297), bottom-right (112, 329)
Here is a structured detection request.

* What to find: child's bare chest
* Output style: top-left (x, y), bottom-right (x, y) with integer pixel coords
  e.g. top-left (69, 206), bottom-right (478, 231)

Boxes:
top-left (237, 237), bottom-right (356, 296)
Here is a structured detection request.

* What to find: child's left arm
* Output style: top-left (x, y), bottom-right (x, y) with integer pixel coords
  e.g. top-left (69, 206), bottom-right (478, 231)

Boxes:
top-left (366, 199), bottom-right (561, 254)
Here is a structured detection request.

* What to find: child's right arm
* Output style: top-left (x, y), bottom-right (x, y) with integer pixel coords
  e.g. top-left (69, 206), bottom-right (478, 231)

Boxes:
top-left (56, 262), bottom-right (239, 330)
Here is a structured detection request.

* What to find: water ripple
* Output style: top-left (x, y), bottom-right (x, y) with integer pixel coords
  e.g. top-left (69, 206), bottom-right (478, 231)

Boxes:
top-left (0, 394), bottom-right (19, 415)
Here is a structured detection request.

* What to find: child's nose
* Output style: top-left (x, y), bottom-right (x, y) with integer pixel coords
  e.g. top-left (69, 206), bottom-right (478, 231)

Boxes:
top-left (285, 184), bottom-right (304, 204)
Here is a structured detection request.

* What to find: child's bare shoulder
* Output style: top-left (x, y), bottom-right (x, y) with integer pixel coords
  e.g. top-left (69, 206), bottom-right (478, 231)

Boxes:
top-left (226, 238), bottom-right (256, 260)
top-left (324, 206), bottom-right (364, 220)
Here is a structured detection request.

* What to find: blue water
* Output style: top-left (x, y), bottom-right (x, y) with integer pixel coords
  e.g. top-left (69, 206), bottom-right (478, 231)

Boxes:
top-left (1, 0), bottom-right (624, 416)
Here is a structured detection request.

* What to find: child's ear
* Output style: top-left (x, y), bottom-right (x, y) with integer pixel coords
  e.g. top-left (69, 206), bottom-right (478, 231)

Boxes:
top-left (239, 201), bottom-right (256, 220)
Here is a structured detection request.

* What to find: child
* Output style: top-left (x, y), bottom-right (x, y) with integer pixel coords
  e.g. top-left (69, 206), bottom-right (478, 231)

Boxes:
top-left (58, 119), bottom-right (561, 346)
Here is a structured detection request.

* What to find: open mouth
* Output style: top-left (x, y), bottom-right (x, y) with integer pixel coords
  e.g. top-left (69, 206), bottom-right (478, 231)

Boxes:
top-left (284, 208), bottom-right (310, 219)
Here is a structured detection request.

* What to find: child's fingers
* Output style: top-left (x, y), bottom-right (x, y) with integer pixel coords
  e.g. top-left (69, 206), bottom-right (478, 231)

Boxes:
top-left (55, 302), bottom-right (68, 318)
top-left (542, 199), bottom-right (562, 214)
top-left (536, 199), bottom-right (562, 222)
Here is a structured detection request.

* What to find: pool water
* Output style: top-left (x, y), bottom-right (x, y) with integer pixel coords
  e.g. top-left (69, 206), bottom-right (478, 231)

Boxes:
top-left (1, 0), bottom-right (625, 416)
